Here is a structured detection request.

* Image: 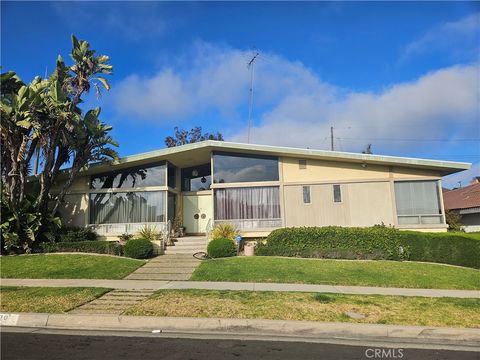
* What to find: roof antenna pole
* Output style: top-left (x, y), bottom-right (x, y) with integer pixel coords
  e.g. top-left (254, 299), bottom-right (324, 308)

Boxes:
top-left (247, 52), bottom-right (259, 143)
top-left (330, 126), bottom-right (335, 151)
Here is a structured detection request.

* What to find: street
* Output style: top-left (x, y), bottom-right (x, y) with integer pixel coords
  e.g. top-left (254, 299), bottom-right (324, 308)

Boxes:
top-left (1, 331), bottom-right (478, 360)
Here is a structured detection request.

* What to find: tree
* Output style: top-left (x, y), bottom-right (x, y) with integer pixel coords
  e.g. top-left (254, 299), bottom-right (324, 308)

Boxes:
top-left (362, 144), bottom-right (373, 154)
top-left (0, 35), bottom-right (118, 252)
top-left (165, 126), bottom-right (223, 147)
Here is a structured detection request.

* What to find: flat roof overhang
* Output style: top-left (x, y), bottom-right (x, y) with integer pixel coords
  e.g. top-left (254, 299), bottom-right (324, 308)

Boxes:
top-left (77, 140), bottom-right (470, 177)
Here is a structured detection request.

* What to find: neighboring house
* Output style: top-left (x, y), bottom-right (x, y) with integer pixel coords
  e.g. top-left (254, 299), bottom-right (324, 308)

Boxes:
top-left (443, 178), bottom-right (480, 233)
top-left (55, 140), bottom-right (470, 239)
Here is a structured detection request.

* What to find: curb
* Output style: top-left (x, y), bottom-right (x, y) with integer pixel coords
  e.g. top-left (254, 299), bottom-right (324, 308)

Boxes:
top-left (1, 313), bottom-right (479, 348)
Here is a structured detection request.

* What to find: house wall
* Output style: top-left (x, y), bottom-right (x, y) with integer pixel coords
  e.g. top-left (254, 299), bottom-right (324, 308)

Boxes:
top-left (54, 175), bottom-right (90, 227)
top-left (280, 157), bottom-right (446, 232)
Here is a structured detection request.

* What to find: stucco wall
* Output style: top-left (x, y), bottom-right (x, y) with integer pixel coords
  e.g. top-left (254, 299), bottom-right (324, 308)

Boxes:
top-left (283, 182), bottom-right (395, 227)
top-left (281, 157), bottom-right (390, 183)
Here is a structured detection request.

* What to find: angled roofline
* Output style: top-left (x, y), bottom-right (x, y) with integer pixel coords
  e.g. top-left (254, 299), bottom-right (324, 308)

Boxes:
top-left (85, 140), bottom-right (470, 176)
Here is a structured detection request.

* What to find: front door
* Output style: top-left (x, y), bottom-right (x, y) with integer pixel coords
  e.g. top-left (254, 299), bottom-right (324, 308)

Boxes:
top-left (183, 193), bottom-right (213, 234)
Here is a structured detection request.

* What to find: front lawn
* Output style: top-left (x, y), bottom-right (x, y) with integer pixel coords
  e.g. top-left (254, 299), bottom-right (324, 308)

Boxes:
top-left (191, 257), bottom-right (480, 290)
top-left (0, 254), bottom-right (145, 279)
top-left (125, 289), bottom-right (480, 328)
top-left (0, 286), bottom-right (110, 313)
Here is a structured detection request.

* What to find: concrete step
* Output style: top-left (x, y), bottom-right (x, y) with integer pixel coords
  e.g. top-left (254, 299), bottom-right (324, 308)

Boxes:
top-left (138, 263), bottom-right (199, 269)
top-left (133, 267), bottom-right (196, 274)
top-left (166, 245), bottom-right (207, 251)
top-left (124, 273), bottom-right (191, 281)
top-left (69, 309), bottom-right (124, 315)
top-left (164, 250), bottom-right (205, 255)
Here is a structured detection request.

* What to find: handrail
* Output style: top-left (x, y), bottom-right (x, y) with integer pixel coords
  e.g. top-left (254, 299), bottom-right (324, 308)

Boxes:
top-left (205, 218), bottom-right (213, 247)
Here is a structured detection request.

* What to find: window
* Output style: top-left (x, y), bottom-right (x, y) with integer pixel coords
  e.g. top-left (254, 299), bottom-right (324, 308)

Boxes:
top-left (167, 192), bottom-right (176, 222)
top-left (167, 163), bottom-right (176, 188)
top-left (333, 185), bottom-right (342, 203)
top-left (215, 186), bottom-right (280, 220)
top-left (394, 181), bottom-right (441, 225)
top-left (213, 152), bottom-right (279, 183)
top-left (91, 162), bottom-right (166, 189)
top-left (302, 186), bottom-right (311, 204)
top-left (181, 163), bottom-right (211, 191)
top-left (299, 159), bottom-right (307, 169)
top-left (89, 191), bottom-right (165, 224)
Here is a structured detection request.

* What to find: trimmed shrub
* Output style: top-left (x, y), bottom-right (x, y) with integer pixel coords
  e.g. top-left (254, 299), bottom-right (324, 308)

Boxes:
top-left (40, 240), bottom-right (123, 256)
top-left (56, 227), bottom-right (97, 242)
top-left (210, 223), bottom-right (240, 241)
top-left (396, 231), bottom-right (479, 269)
top-left (124, 238), bottom-right (154, 259)
top-left (257, 226), bottom-right (407, 260)
top-left (256, 226), bottom-right (480, 269)
top-left (207, 238), bottom-right (237, 258)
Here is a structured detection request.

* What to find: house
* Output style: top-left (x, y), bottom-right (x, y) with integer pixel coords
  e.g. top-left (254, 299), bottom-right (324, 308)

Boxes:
top-left (56, 140), bottom-right (470, 239)
top-left (443, 178), bottom-right (480, 232)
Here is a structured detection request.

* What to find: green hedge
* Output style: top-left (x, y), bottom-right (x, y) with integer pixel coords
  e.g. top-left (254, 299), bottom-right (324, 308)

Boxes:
top-left (256, 226), bottom-right (480, 269)
top-left (207, 238), bottom-right (237, 258)
top-left (56, 227), bottom-right (97, 242)
top-left (123, 238), bottom-right (154, 259)
top-left (40, 240), bottom-right (123, 256)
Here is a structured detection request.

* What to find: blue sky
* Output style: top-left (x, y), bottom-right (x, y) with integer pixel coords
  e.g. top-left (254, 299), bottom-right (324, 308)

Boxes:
top-left (2, 1), bottom-right (479, 187)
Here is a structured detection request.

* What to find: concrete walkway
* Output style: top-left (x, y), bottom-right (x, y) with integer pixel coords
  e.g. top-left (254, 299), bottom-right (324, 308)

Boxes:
top-left (124, 254), bottom-right (201, 281)
top-left (1, 278), bottom-right (479, 298)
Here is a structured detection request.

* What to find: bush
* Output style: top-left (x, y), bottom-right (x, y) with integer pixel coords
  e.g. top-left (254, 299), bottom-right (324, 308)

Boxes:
top-left (137, 225), bottom-right (161, 241)
top-left (210, 223), bottom-right (239, 241)
top-left (40, 240), bottom-right (123, 256)
top-left (256, 226), bottom-right (480, 269)
top-left (56, 227), bottom-right (97, 242)
top-left (119, 233), bottom-right (134, 242)
top-left (396, 231), bottom-right (479, 269)
top-left (124, 238), bottom-right (154, 259)
top-left (445, 210), bottom-right (463, 232)
top-left (207, 238), bottom-right (237, 258)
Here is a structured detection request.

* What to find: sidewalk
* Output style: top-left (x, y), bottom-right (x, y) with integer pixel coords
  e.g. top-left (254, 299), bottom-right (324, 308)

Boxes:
top-left (1, 312), bottom-right (480, 350)
top-left (1, 278), bottom-right (479, 298)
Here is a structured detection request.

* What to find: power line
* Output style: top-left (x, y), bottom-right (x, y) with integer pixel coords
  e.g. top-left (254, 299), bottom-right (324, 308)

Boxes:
top-left (336, 137), bottom-right (480, 142)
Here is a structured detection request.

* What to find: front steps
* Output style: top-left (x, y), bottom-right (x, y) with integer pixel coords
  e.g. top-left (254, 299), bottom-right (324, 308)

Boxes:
top-left (124, 254), bottom-right (201, 281)
top-left (164, 236), bottom-right (207, 255)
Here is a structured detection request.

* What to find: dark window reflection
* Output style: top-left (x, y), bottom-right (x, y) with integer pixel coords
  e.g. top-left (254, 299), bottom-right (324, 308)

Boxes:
top-left (91, 162), bottom-right (166, 189)
top-left (182, 163), bottom-right (211, 191)
top-left (213, 152), bottom-right (279, 183)
top-left (167, 163), bottom-right (176, 188)
top-left (89, 191), bottom-right (165, 224)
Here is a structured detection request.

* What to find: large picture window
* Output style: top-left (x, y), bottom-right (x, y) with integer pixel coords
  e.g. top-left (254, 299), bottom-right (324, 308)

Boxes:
top-left (394, 181), bottom-right (441, 225)
top-left (91, 162), bottom-right (166, 189)
top-left (89, 191), bottom-right (166, 224)
top-left (213, 152), bottom-right (279, 183)
top-left (215, 186), bottom-right (280, 220)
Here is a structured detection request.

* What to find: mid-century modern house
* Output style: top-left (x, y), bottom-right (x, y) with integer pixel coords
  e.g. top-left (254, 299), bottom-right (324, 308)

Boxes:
top-left (56, 141), bottom-right (470, 239)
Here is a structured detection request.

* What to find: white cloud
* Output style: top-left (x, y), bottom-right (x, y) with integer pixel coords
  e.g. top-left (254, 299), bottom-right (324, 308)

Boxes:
top-left (400, 12), bottom-right (480, 63)
top-left (112, 42), bottom-right (478, 164)
top-left (235, 64), bottom-right (478, 154)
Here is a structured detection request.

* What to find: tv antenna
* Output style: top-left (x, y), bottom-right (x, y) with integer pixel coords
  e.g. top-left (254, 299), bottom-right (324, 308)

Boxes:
top-left (247, 51), bottom-right (259, 143)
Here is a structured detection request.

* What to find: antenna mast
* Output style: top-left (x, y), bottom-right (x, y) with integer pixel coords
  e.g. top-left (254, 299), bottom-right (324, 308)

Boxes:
top-left (247, 52), bottom-right (259, 143)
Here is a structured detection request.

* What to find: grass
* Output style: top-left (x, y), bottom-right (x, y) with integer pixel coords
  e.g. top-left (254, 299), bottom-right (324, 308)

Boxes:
top-left (0, 254), bottom-right (145, 279)
top-left (191, 257), bottom-right (480, 290)
top-left (125, 289), bottom-right (480, 328)
top-left (0, 286), bottom-right (110, 313)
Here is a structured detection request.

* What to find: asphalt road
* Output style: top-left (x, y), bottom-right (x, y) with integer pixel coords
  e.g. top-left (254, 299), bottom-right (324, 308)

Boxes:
top-left (1, 332), bottom-right (478, 360)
